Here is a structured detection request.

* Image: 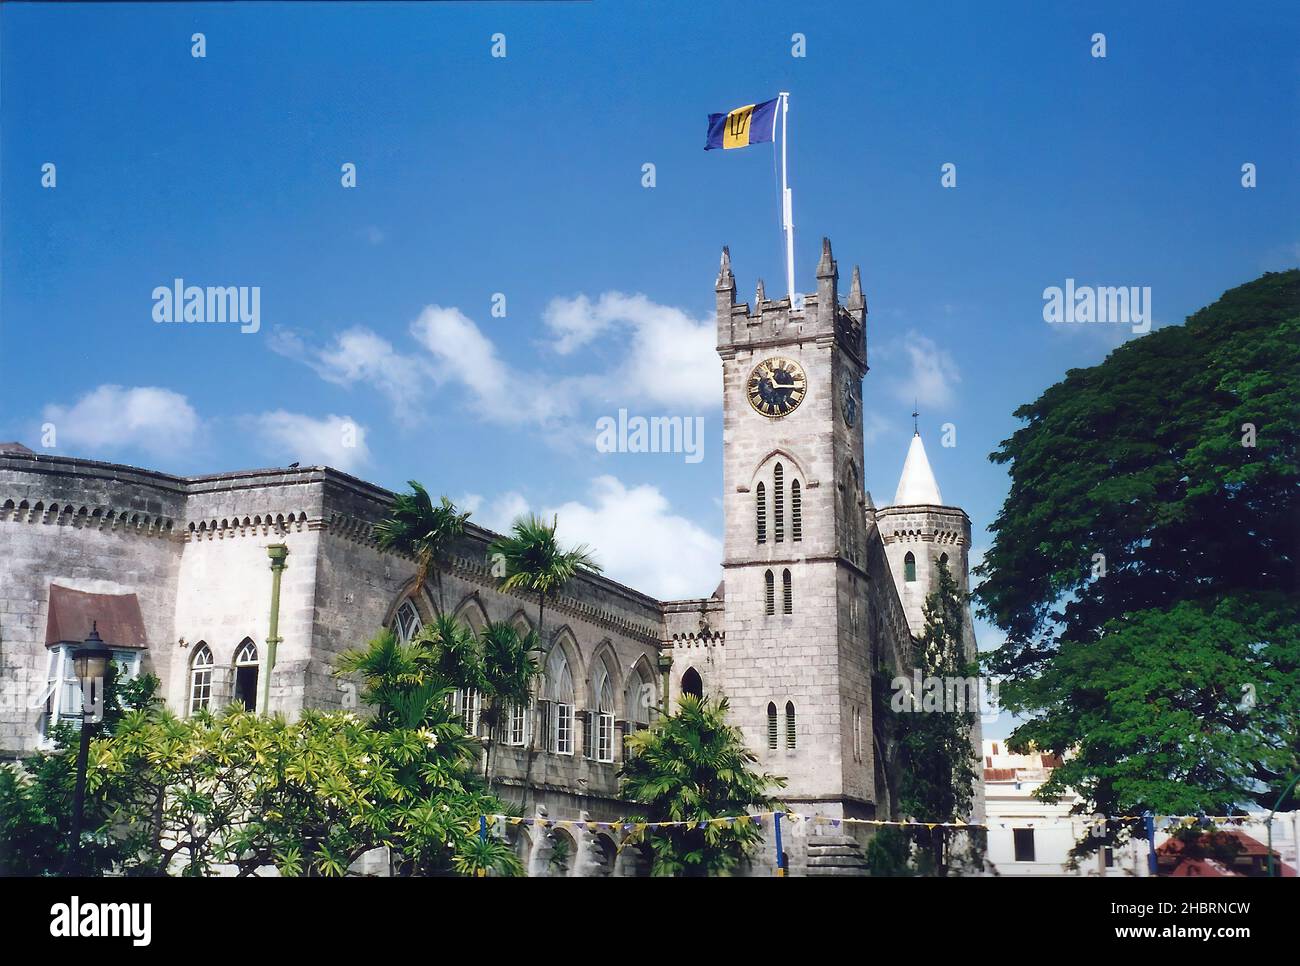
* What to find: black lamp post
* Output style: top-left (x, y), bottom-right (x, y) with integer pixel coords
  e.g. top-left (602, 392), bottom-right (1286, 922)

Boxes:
top-left (62, 622), bottom-right (112, 876)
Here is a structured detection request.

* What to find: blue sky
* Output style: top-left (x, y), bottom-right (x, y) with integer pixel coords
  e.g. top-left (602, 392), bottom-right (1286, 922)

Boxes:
top-left (3, 2), bottom-right (1297, 732)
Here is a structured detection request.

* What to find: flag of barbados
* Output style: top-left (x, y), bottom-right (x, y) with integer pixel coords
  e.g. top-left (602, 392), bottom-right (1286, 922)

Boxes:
top-left (705, 97), bottom-right (779, 150)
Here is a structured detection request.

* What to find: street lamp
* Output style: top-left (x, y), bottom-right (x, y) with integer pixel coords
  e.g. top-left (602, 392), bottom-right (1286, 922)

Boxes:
top-left (62, 622), bottom-right (112, 876)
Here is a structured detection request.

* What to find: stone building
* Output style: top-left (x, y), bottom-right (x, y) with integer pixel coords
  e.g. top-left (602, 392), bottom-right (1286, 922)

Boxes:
top-left (0, 239), bottom-right (979, 875)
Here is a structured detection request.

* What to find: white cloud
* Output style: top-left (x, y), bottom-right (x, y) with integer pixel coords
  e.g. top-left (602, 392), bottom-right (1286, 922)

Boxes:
top-left (271, 326), bottom-right (428, 426)
top-left (543, 294), bottom-right (612, 355)
top-left (544, 292), bottom-right (720, 409)
top-left (464, 476), bottom-right (721, 600)
top-left (548, 475), bottom-right (721, 600)
top-left (42, 385), bottom-right (199, 457)
top-left (281, 291), bottom-right (719, 440)
top-left (459, 490), bottom-right (530, 535)
top-left (253, 411), bottom-right (370, 472)
top-left (888, 332), bottom-right (961, 409)
top-left (411, 304), bottom-right (577, 427)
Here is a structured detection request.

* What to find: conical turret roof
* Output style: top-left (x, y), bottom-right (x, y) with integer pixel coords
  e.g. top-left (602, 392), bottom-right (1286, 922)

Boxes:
top-left (893, 431), bottom-right (943, 505)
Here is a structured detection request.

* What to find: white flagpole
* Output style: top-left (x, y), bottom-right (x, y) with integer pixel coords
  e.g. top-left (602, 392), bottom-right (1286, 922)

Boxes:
top-left (778, 91), bottom-right (795, 302)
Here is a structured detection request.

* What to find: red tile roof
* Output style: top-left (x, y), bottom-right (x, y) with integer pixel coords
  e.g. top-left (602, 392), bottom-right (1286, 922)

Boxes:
top-left (45, 584), bottom-right (147, 649)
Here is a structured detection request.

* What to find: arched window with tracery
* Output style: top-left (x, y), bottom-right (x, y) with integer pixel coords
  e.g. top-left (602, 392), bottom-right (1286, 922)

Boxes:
top-left (543, 647), bottom-right (575, 755)
top-left (625, 659), bottom-right (655, 732)
top-left (588, 658), bottom-right (616, 763)
top-left (233, 639), bottom-right (259, 712)
top-left (189, 644), bottom-right (213, 715)
top-left (395, 599), bottom-right (422, 643)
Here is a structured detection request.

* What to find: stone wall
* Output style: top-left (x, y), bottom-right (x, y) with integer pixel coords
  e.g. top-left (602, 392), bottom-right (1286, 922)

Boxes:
top-left (0, 453), bottom-right (186, 754)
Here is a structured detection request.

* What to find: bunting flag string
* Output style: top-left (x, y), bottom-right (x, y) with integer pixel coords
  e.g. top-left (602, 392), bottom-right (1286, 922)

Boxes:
top-left (485, 811), bottom-right (1276, 833)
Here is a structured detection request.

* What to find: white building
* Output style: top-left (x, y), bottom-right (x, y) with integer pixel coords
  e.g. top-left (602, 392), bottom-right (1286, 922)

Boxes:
top-left (983, 740), bottom-right (1146, 876)
top-left (983, 740), bottom-right (1300, 876)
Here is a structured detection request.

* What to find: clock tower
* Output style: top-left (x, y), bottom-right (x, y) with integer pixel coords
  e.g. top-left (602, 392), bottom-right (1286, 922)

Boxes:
top-left (715, 237), bottom-right (878, 820)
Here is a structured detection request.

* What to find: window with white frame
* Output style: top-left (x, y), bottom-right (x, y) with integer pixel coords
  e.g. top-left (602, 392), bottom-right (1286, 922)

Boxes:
top-left (591, 660), bottom-right (616, 763)
top-left (596, 710), bottom-right (614, 763)
top-left (543, 646), bottom-right (575, 755)
top-left (505, 702), bottom-right (528, 746)
top-left (450, 689), bottom-right (481, 735)
top-left (189, 643), bottom-right (214, 715)
top-left (41, 644), bottom-right (141, 738)
top-left (554, 701), bottom-right (574, 755)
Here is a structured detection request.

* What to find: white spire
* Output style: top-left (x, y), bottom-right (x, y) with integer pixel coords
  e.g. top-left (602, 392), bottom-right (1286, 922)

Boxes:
top-left (893, 431), bottom-right (943, 505)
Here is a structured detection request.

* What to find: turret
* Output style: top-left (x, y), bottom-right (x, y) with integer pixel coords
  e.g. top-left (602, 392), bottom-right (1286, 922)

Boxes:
top-left (876, 428), bottom-right (971, 637)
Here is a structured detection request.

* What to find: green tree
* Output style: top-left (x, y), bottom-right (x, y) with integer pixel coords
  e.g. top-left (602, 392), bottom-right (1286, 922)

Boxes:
top-left (0, 668), bottom-right (159, 876)
top-left (375, 483), bottom-right (470, 613)
top-left (489, 513), bottom-right (601, 807)
top-left (619, 695), bottom-right (784, 876)
top-left (90, 702), bottom-right (505, 877)
top-left (975, 270), bottom-right (1300, 835)
top-left (475, 621), bottom-right (540, 790)
top-left (4, 628), bottom-right (524, 878)
top-left (893, 560), bottom-right (982, 875)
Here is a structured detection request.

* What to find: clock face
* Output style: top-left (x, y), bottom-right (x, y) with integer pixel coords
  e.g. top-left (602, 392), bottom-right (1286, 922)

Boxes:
top-left (746, 357), bottom-right (807, 417)
top-left (841, 374), bottom-right (858, 427)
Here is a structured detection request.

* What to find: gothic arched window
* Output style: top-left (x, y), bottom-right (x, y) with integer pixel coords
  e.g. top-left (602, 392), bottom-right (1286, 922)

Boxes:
top-left (904, 551), bottom-right (917, 582)
top-left (785, 701), bottom-right (797, 750)
top-left (189, 644), bottom-right (213, 715)
top-left (681, 667), bottom-right (703, 700)
top-left (233, 639), bottom-right (259, 712)
top-left (543, 647), bottom-right (575, 755)
top-left (767, 702), bottom-right (778, 750)
top-left (782, 569), bottom-right (793, 615)
top-left (756, 482), bottom-right (767, 544)
top-left (589, 658), bottom-right (617, 763)
top-left (625, 659), bottom-right (655, 732)
top-left (791, 480), bottom-right (802, 541)
top-left (773, 463), bottom-right (785, 542)
top-left (395, 599), bottom-right (422, 643)
top-left (764, 570), bottom-right (775, 616)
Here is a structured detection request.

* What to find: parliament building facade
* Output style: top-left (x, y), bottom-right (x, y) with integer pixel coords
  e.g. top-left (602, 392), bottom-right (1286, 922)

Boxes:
top-left (0, 239), bottom-right (979, 875)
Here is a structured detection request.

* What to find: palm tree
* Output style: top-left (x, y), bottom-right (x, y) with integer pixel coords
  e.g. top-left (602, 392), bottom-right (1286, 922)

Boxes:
top-left (476, 622), bottom-right (540, 791)
top-left (489, 514), bottom-right (601, 809)
top-left (620, 695), bottom-right (785, 876)
top-left (489, 514), bottom-right (601, 648)
top-left (417, 613), bottom-right (483, 692)
top-left (375, 482), bottom-right (470, 613)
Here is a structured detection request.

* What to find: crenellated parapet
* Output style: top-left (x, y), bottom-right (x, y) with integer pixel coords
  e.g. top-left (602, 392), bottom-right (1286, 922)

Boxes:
top-left (0, 497), bottom-right (179, 537)
top-left (876, 504), bottom-right (971, 549)
top-left (714, 238), bottom-right (867, 370)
